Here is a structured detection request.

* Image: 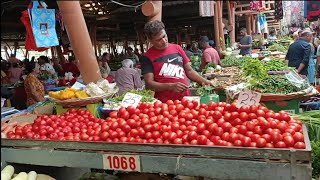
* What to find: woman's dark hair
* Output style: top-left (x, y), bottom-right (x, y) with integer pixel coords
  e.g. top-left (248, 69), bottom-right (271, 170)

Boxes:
top-left (69, 56), bottom-right (76, 62)
top-left (144, 20), bottom-right (165, 39)
top-left (26, 62), bottom-right (36, 74)
top-left (12, 63), bottom-right (19, 68)
top-left (39, 55), bottom-right (49, 63)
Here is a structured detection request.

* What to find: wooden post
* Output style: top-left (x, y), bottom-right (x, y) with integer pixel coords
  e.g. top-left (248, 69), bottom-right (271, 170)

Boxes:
top-left (213, 2), bottom-right (221, 51)
top-left (227, 1), bottom-right (237, 45)
top-left (13, 42), bottom-right (19, 57)
top-left (25, 50), bottom-right (29, 59)
top-left (89, 23), bottom-right (98, 58)
top-left (245, 15), bottom-right (252, 35)
top-left (186, 33), bottom-right (191, 45)
top-left (251, 15), bottom-right (256, 34)
top-left (51, 47), bottom-right (56, 58)
top-left (217, 1), bottom-right (225, 51)
top-left (56, 45), bottom-right (67, 64)
top-left (176, 31), bottom-right (182, 45)
top-left (141, 0), bottom-right (162, 21)
top-left (57, 1), bottom-right (102, 84)
top-left (97, 43), bottom-right (102, 57)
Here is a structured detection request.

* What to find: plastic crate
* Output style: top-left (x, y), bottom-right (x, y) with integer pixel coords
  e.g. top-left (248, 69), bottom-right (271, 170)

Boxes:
top-left (261, 99), bottom-right (300, 114)
top-left (54, 103), bottom-right (102, 117)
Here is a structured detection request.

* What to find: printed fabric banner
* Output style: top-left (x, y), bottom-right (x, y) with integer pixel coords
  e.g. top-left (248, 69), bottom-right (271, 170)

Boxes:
top-left (29, 1), bottom-right (59, 48)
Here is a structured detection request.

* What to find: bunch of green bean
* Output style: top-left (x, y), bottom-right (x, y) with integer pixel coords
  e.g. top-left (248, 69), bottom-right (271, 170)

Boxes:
top-left (254, 75), bottom-right (303, 94)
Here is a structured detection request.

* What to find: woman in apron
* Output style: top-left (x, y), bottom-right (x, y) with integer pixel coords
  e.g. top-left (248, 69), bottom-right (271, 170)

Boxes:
top-left (307, 42), bottom-right (316, 84)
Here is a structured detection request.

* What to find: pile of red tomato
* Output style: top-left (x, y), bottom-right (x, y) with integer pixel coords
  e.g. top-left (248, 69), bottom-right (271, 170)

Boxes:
top-left (6, 99), bottom-right (306, 149)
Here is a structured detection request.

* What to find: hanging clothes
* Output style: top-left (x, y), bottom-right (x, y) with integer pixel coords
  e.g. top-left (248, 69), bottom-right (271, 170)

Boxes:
top-left (283, 1), bottom-right (305, 27)
top-left (274, 0), bottom-right (283, 20)
top-left (305, 1), bottom-right (320, 21)
top-left (258, 0), bottom-right (266, 10)
top-left (257, 14), bottom-right (268, 34)
top-left (199, 1), bottom-right (214, 17)
top-left (250, 1), bottom-right (260, 11)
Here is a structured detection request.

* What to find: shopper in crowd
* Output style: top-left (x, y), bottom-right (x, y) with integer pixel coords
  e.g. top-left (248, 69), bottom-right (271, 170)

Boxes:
top-left (286, 30), bottom-right (313, 76)
top-left (190, 42), bottom-right (202, 56)
top-left (63, 56), bottom-right (80, 77)
top-left (184, 44), bottom-right (194, 59)
top-left (126, 47), bottom-right (140, 66)
top-left (198, 36), bottom-right (221, 71)
top-left (115, 59), bottom-right (143, 96)
top-left (101, 52), bottom-right (111, 62)
top-left (209, 40), bottom-right (215, 48)
top-left (141, 20), bottom-right (212, 102)
top-left (8, 54), bottom-right (20, 67)
top-left (8, 62), bottom-right (23, 84)
top-left (134, 48), bottom-right (142, 59)
top-left (38, 55), bottom-right (55, 75)
top-left (238, 28), bottom-right (253, 56)
top-left (307, 41), bottom-right (316, 83)
top-left (52, 58), bottom-right (64, 77)
top-left (1, 60), bottom-right (10, 84)
top-left (268, 30), bottom-right (277, 41)
top-left (24, 62), bottom-right (45, 106)
top-left (98, 58), bottom-right (111, 79)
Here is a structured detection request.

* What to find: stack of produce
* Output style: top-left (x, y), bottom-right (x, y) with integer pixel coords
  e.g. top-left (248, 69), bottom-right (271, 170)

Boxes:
top-left (240, 58), bottom-right (309, 94)
top-left (190, 56), bottom-right (201, 70)
top-left (291, 110), bottom-right (320, 178)
top-left (241, 58), bottom-right (267, 82)
top-left (1, 165), bottom-right (55, 180)
top-left (264, 58), bottom-right (295, 72)
top-left (208, 66), bottom-right (244, 89)
top-left (220, 56), bottom-right (244, 67)
top-left (3, 99), bottom-right (307, 149)
top-left (268, 43), bottom-right (288, 52)
top-left (253, 75), bottom-right (308, 94)
top-left (49, 88), bottom-right (89, 100)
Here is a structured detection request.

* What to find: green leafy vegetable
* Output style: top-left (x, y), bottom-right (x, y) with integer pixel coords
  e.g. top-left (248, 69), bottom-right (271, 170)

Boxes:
top-left (268, 43), bottom-right (288, 52)
top-left (253, 75), bottom-right (306, 94)
top-left (264, 58), bottom-right (295, 71)
top-left (221, 56), bottom-right (244, 67)
top-left (241, 58), bottom-right (267, 84)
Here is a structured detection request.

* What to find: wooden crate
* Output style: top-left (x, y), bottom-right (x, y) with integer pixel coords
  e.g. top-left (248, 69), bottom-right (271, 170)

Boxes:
top-left (1, 126), bottom-right (312, 180)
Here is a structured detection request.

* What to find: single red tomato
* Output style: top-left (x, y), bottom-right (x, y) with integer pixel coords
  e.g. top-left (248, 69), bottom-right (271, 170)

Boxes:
top-left (274, 141), bottom-right (287, 148)
top-left (293, 132), bottom-right (304, 142)
top-left (197, 135), bottom-right (208, 145)
top-left (294, 142), bottom-right (306, 149)
top-left (233, 140), bottom-right (243, 146)
top-left (241, 136), bottom-right (252, 147)
top-left (256, 138), bottom-right (267, 148)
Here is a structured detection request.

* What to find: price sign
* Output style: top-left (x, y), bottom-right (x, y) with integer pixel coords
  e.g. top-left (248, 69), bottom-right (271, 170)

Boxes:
top-left (237, 89), bottom-right (261, 108)
top-left (102, 154), bottom-right (141, 172)
top-left (121, 92), bottom-right (142, 108)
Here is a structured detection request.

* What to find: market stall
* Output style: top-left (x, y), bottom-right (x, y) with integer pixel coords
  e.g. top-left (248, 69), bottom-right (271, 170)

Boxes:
top-left (1, 100), bottom-right (315, 179)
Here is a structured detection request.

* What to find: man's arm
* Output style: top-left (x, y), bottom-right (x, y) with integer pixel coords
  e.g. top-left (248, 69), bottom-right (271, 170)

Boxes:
top-left (297, 44), bottom-right (311, 73)
top-left (184, 63), bottom-right (211, 85)
top-left (239, 44), bottom-right (252, 48)
top-left (144, 73), bottom-right (187, 93)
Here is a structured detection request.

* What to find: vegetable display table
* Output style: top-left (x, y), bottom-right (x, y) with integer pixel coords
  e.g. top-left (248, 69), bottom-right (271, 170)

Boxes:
top-left (1, 125), bottom-right (312, 180)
